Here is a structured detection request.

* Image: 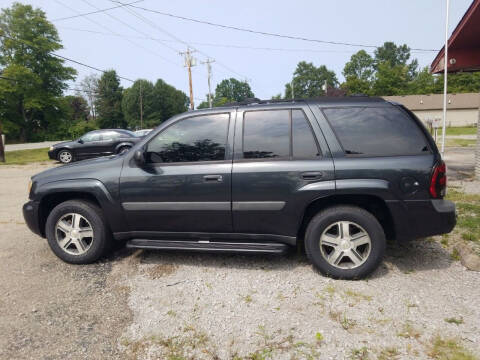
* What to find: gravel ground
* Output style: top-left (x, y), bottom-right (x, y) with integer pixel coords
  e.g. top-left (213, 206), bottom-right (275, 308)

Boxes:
top-left (1, 159), bottom-right (479, 359)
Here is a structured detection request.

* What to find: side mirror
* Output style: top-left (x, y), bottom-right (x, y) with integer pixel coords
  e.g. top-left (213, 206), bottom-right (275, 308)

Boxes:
top-left (78, 138), bottom-right (84, 144)
top-left (134, 149), bottom-right (145, 165)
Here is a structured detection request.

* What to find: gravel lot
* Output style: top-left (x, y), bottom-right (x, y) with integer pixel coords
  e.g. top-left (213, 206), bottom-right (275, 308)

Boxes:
top-left (1, 152), bottom-right (479, 359)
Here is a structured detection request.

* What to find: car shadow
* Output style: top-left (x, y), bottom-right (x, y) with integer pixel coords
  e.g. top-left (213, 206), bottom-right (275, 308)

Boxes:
top-left (107, 237), bottom-right (453, 279)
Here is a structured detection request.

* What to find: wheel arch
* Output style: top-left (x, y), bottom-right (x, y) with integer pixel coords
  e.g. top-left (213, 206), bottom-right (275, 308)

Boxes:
top-left (114, 142), bottom-right (133, 153)
top-left (36, 179), bottom-right (122, 237)
top-left (297, 194), bottom-right (395, 244)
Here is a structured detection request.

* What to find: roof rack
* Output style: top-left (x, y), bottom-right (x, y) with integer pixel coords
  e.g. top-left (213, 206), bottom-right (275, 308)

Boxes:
top-left (219, 95), bottom-right (379, 107)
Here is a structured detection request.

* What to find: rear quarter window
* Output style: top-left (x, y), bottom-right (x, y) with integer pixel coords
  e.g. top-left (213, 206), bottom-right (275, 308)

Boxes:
top-left (322, 106), bottom-right (430, 156)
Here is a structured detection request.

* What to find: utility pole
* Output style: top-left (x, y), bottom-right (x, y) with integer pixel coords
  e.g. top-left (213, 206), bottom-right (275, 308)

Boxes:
top-left (201, 58), bottom-right (215, 108)
top-left (291, 79), bottom-right (294, 99)
top-left (441, 0), bottom-right (450, 155)
top-left (0, 117), bottom-right (4, 163)
top-left (139, 82), bottom-right (143, 129)
top-left (180, 48), bottom-right (197, 110)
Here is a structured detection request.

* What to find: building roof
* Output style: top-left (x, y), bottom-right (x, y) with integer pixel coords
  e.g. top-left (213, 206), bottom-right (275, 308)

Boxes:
top-left (383, 93), bottom-right (480, 110)
top-left (431, 0), bottom-right (480, 73)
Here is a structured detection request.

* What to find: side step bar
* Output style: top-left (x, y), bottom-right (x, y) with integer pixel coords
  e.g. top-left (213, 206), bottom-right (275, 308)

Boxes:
top-left (126, 239), bottom-right (290, 254)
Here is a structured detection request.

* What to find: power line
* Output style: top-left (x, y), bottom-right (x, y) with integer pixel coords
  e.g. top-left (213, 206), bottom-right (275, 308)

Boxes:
top-left (53, 0), bottom-right (179, 68)
top-left (52, 0), bottom-right (143, 21)
top-left (0, 33), bottom-right (135, 82)
top-left (121, 3), bottom-right (439, 52)
top-left (110, 1), bottom-right (251, 81)
top-left (57, 26), bottom-right (437, 55)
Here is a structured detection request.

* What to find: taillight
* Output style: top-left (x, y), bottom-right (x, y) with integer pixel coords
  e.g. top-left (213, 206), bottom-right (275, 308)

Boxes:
top-left (430, 161), bottom-right (447, 198)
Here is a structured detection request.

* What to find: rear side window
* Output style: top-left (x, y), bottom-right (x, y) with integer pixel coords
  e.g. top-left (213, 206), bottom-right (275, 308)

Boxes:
top-left (243, 110), bottom-right (290, 159)
top-left (243, 109), bottom-right (320, 159)
top-left (292, 110), bottom-right (320, 158)
top-left (323, 106), bottom-right (430, 156)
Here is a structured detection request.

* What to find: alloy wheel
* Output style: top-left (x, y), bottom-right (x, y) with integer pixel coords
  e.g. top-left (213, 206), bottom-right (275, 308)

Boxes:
top-left (55, 213), bottom-right (94, 255)
top-left (319, 221), bottom-right (371, 269)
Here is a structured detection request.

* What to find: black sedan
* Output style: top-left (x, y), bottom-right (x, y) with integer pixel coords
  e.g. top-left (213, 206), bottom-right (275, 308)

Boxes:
top-left (48, 129), bottom-right (141, 164)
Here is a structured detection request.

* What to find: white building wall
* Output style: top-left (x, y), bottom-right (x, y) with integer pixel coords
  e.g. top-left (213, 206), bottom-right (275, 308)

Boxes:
top-left (413, 109), bottom-right (478, 127)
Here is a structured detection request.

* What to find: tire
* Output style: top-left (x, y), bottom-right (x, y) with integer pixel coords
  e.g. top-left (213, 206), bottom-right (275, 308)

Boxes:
top-left (117, 146), bottom-right (131, 155)
top-left (304, 206), bottom-right (386, 280)
top-left (45, 200), bottom-right (111, 264)
top-left (57, 149), bottom-right (73, 164)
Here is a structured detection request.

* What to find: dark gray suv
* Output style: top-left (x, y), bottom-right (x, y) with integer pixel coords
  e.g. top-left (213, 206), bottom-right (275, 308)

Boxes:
top-left (23, 97), bottom-right (455, 279)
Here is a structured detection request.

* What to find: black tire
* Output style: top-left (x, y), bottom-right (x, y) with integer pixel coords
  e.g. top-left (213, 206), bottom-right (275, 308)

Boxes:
top-left (45, 200), bottom-right (111, 264)
top-left (304, 206), bottom-right (386, 279)
top-left (117, 146), bottom-right (131, 155)
top-left (57, 149), bottom-right (74, 164)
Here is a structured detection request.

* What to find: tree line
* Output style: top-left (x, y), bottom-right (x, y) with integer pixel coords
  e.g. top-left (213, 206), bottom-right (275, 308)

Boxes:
top-left (1, 3), bottom-right (479, 143)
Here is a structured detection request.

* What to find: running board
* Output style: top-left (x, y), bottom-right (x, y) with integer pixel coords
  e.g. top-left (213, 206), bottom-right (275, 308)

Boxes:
top-left (126, 239), bottom-right (290, 254)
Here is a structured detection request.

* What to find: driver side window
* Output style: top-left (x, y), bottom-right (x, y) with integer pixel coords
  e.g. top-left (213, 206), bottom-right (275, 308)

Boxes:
top-left (146, 113), bottom-right (230, 163)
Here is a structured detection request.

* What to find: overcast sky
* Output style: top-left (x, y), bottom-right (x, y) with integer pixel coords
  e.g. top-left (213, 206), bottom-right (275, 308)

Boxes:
top-left (1, 0), bottom-right (473, 103)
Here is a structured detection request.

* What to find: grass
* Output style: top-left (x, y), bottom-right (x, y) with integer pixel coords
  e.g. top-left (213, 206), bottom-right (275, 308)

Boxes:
top-left (444, 138), bottom-right (476, 147)
top-left (350, 347), bottom-right (369, 360)
top-left (428, 336), bottom-right (477, 360)
top-left (1, 147), bottom-right (51, 165)
top-left (378, 347), bottom-right (399, 360)
top-left (397, 322), bottom-right (421, 339)
top-left (438, 126), bottom-right (477, 136)
top-left (447, 190), bottom-right (480, 245)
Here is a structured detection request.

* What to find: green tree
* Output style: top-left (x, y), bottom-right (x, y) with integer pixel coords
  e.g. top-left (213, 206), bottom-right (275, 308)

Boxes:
top-left (122, 79), bottom-right (155, 129)
top-left (95, 70), bottom-right (125, 129)
top-left (342, 50), bottom-right (374, 95)
top-left (0, 3), bottom-right (76, 141)
top-left (152, 79), bottom-right (189, 121)
top-left (214, 78), bottom-right (254, 103)
top-left (285, 61), bottom-right (338, 98)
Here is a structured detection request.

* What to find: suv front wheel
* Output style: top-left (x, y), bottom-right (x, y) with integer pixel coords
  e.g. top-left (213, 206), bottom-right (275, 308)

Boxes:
top-left (305, 206), bottom-right (386, 279)
top-left (45, 200), bottom-right (111, 264)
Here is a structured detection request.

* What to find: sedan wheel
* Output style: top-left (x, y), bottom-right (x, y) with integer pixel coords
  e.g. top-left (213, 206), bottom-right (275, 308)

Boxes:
top-left (55, 213), bottom-right (93, 255)
top-left (58, 150), bottom-right (73, 164)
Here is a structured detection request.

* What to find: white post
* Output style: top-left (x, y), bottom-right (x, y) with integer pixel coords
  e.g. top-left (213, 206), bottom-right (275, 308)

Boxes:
top-left (441, 0), bottom-right (450, 155)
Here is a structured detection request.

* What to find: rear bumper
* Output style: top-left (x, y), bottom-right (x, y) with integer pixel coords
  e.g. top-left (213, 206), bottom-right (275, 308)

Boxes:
top-left (387, 199), bottom-right (456, 241)
top-left (23, 200), bottom-right (43, 237)
top-left (48, 150), bottom-right (56, 160)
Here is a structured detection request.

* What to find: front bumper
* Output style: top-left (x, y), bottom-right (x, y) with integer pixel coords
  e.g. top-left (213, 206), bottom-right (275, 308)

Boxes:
top-left (387, 199), bottom-right (456, 241)
top-left (48, 150), bottom-right (56, 160)
top-left (23, 200), bottom-right (43, 237)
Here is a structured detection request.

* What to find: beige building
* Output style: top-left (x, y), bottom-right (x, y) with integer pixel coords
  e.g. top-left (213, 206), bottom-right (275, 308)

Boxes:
top-left (383, 93), bottom-right (479, 127)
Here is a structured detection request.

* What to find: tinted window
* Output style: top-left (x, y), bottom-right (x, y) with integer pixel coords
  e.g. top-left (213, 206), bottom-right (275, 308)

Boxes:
top-left (323, 106), bottom-right (430, 156)
top-left (243, 110), bottom-right (290, 159)
top-left (102, 131), bottom-right (120, 140)
top-left (146, 114), bottom-right (229, 163)
top-left (81, 132), bottom-right (102, 142)
top-left (292, 110), bottom-right (320, 158)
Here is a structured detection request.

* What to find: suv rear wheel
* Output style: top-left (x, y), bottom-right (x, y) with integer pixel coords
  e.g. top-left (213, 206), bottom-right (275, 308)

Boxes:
top-left (45, 200), bottom-right (111, 264)
top-left (305, 206), bottom-right (386, 279)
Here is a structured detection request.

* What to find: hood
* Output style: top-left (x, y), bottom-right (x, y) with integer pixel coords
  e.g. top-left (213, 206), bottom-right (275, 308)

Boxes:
top-left (52, 140), bottom-right (76, 148)
top-left (32, 154), bottom-right (123, 184)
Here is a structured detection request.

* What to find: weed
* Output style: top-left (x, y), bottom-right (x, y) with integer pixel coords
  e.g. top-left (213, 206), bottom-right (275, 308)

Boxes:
top-left (444, 317), bottom-right (464, 325)
top-left (166, 310), bottom-right (176, 317)
top-left (397, 322), bottom-right (421, 339)
top-left (344, 289), bottom-right (372, 302)
top-left (428, 336), bottom-right (477, 360)
top-left (315, 332), bottom-right (323, 342)
top-left (350, 346), bottom-right (369, 360)
top-left (243, 294), bottom-right (253, 303)
top-left (451, 248), bottom-right (461, 261)
top-left (378, 347), bottom-right (399, 360)
top-left (324, 284), bottom-right (336, 296)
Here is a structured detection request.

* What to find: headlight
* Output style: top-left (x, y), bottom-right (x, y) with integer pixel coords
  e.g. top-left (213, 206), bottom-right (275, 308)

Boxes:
top-left (49, 146), bottom-right (54, 151)
top-left (28, 180), bottom-right (32, 196)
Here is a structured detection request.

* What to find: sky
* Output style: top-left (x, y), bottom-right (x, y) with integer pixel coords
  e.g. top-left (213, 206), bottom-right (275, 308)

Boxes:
top-left (0, 0), bottom-right (474, 105)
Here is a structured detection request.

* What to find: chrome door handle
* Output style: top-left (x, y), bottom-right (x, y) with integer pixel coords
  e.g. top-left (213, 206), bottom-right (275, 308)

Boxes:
top-left (203, 175), bottom-right (223, 182)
